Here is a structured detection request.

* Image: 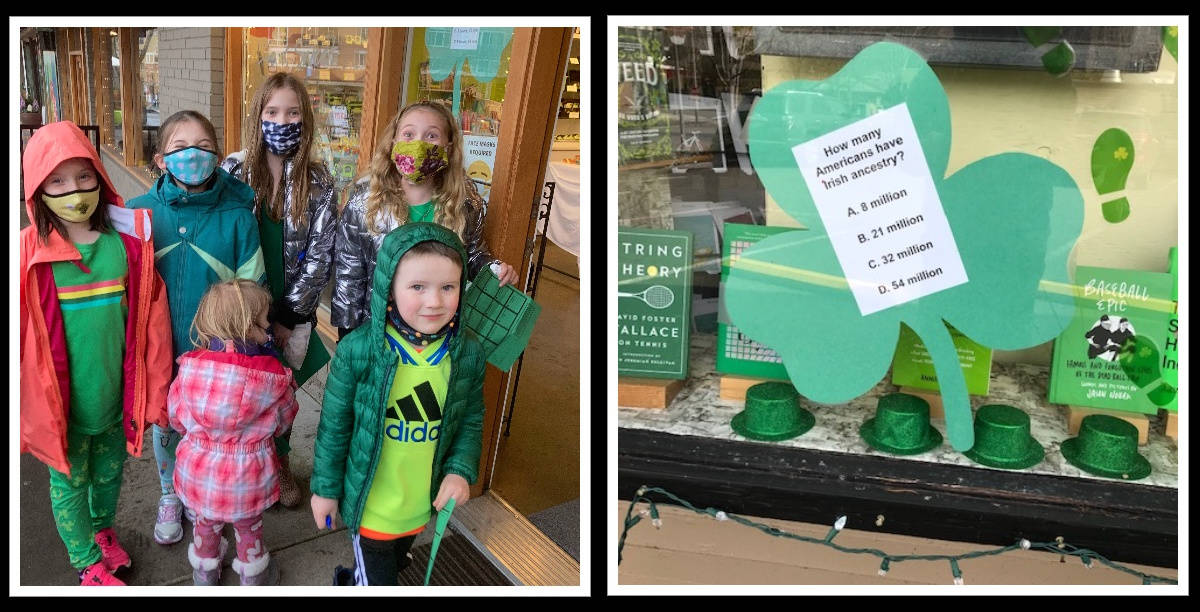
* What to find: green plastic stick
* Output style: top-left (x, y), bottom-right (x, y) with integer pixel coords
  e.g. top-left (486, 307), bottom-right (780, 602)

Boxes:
top-left (424, 497), bottom-right (456, 586)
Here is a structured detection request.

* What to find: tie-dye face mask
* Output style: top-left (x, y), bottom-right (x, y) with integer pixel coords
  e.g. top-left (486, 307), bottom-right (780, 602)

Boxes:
top-left (391, 140), bottom-right (449, 184)
top-left (162, 146), bottom-right (219, 186)
top-left (262, 120), bottom-right (303, 156)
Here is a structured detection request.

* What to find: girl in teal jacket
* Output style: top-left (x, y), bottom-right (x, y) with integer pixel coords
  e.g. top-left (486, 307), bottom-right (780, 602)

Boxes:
top-left (126, 110), bottom-right (266, 547)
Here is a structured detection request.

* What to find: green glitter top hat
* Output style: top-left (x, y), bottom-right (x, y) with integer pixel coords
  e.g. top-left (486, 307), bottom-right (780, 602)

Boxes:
top-left (860, 393), bottom-right (943, 455)
top-left (1060, 414), bottom-right (1151, 480)
top-left (731, 382), bottom-right (815, 442)
top-left (962, 404), bottom-right (1045, 470)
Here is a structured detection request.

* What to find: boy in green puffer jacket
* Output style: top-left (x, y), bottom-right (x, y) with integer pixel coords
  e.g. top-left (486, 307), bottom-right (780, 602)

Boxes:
top-left (310, 222), bottom-right (487, 586)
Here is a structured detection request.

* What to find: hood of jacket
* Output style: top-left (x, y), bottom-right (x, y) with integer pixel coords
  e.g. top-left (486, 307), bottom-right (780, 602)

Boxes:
top-left (142, 166), bottom-right (256, 213)
top-left (22, 121), bottom-right (124, 223)
top-left (369, 222), bottom-right (471, 351)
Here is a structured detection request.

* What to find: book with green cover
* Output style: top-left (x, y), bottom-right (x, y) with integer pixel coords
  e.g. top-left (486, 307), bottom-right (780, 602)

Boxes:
top-left (1161, 247), bottom-right (1178, 412)
top-left (1048, 265), bottom-right (1175, 414)
top-left (618, 228), bottom-right (693, 379)
top-left (716, 223), bottom-right (794, 381)
top-left (891, 322), bottom-right (992, 395)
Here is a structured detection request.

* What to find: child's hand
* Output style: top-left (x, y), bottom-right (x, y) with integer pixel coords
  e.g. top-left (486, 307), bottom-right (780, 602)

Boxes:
top-left (491, 261), bottom-right (519, 287)
top-left (273, 322), bottom-right (293, 352)
top-left (311, 494), bottom-right (339, 529)
top-left (433, 474), bottom-right (470, 511)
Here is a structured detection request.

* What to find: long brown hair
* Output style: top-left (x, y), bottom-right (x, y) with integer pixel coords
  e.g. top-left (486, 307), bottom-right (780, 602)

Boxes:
top-left (241, 73), bottom-right (319, 226)
top-left (190, 279), bottom-right (273, 348)
top-left (356, 100), bottom-right (470, 238)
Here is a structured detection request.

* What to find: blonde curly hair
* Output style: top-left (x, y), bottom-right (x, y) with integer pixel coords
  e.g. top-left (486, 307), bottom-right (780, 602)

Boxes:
top-left (355, 100), bottom-right (472, 239)
top-left (190, 279), bottom-right (273, 348)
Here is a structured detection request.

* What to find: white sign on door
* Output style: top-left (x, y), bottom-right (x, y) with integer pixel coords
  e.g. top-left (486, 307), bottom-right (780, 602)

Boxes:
top-left (790, 103), bottom-right (968, 316)
top-left (451, 28), bottom-right (481, 50)
top-left (462, 134), bottom-right (498, 204)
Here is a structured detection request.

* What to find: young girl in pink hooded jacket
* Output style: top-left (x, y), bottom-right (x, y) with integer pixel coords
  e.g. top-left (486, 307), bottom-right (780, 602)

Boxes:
top-left (20, 121), bottom-right (173, 586)
top-left (169, 279), bottom-right (299, 586)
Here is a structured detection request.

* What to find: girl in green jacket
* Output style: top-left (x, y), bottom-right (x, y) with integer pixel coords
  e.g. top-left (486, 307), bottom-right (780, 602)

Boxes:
top-left (127, 110), bottom-right (267, 547)
top-left (310, 222), bottom-right (486, 586)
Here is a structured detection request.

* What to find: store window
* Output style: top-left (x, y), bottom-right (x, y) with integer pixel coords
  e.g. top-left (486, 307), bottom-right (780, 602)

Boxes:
top-left (618, 26), bottom-right (765, 335)
top-left (105, 29), bottom-right (123, 151)
top-left (137, 28), bottom-right (160, 169)
top-left (618, 25), bottom-right (1178, 483)
top-left (20, 36), bottom-right (44, 122)
top-left (82, 30), bottom-right (95, 127)
top-left (243, 27), bottom-right (371, 197)
top-left (406, 26), bottom-right (514, 204)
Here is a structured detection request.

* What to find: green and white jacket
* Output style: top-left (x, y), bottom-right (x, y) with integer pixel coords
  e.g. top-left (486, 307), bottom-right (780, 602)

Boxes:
top-left (127, 168), bottom-right (266, 358)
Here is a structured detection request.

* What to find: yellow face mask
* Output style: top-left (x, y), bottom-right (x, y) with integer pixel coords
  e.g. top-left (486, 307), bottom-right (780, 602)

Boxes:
top-left (41, 186), bottom-right (101, 223)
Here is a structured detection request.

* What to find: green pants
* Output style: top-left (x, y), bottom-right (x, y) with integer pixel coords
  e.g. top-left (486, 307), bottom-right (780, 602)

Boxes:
top-left (47, 421), bottom-right (127, 570)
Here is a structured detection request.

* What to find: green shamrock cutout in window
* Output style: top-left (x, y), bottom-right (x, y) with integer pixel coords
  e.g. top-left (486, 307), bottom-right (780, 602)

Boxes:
top-left (425, 27), bottom-right (513, 119)
top-left (725, 42), bottom-right (1085, 451)
top-left (1163, 26), bottom-right (1178, 62)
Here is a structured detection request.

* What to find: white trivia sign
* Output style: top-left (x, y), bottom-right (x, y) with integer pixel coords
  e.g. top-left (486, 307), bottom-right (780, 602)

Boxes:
top-left (790, 103), bottom-right (968, 316)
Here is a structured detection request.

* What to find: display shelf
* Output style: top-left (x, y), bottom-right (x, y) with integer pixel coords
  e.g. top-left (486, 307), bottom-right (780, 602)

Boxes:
top-left (618, 334), bottom-right (1178, 568)
top-left (557, 29), bottom-right (581, 124)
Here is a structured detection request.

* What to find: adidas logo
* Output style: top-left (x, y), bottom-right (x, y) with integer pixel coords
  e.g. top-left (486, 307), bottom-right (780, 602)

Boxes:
top-left (385, 381), bottom-right (442, 443)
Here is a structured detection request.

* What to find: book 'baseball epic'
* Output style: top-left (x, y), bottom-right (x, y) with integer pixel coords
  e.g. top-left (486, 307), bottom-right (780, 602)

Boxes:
top-left (1048, 264), bottom-right (1175, 414)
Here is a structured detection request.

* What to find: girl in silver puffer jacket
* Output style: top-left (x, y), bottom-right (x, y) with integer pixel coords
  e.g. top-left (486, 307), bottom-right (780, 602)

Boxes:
top-left (332, 100), bottom-right (518, 339)
top-left (221, 73), bottom-right (336, 508)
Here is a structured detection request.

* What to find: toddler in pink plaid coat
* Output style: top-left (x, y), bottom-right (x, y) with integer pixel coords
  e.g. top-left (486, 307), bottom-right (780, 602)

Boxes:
top-left (168, 279), bottom-right (299, 585)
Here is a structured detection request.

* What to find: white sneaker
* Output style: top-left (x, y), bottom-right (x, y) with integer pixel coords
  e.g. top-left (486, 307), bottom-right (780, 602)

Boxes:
top-left (154, 494), bottom-right (184, 545)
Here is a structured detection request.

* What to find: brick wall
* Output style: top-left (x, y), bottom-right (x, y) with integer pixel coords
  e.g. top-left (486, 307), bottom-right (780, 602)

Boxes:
top-left (156, 28), bottom-right (225, 148)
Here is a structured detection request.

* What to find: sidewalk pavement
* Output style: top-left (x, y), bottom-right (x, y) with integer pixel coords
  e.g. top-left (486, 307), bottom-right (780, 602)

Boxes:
top-left (18, 361), bottom-right (444, 587)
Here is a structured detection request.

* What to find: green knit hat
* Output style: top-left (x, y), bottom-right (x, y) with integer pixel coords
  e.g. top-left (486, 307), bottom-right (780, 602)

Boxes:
top-left (859, 393), bottom-right (943, 455)
top-left (1060, 414), bottom-right (1151, 480)
top-left (730, 382), bottom-right (814, 442)
top-left (962, 404), bottom-right (1045, 470)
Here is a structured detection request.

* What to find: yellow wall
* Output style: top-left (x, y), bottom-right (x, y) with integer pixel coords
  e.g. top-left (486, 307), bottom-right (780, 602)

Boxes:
top-left (761, 50), bottom-right (1179, 364)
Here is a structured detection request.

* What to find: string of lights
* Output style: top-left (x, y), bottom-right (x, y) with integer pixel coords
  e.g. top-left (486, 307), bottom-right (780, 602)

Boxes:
top-left (619, 486), bottom-right (1178, 585)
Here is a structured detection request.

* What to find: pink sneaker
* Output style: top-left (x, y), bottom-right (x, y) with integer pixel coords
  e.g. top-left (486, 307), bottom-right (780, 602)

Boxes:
top-left (79, 561), bottom-right (126, 586)
top-left (94, 527), bottom-right (132, 573)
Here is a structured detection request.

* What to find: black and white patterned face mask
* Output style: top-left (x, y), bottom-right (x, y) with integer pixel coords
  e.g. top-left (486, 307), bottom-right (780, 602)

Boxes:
top-left (385, 299), bottom-right (458, 346)
top-left (261, 120), bottom-right (302, 156)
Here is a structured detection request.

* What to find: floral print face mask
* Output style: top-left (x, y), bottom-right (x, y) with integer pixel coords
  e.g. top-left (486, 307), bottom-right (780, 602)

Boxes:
top-left (391, 140), bottom-right (449, 184)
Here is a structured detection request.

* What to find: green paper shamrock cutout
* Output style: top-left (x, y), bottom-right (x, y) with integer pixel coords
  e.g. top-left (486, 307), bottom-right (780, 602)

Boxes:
top-left (1163, 26), bottom-right (1178, 62)
top-left (725, 42), bottom-right (1084, 451)
top-left (426, 27), bottom-right (513, 119)
top-left (1020, 27), bottom-right (1076, 76)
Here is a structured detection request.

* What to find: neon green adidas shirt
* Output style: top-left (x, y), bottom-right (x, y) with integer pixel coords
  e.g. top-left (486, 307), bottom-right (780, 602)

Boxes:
top-left (360, 326), bottom-right (451, 536)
